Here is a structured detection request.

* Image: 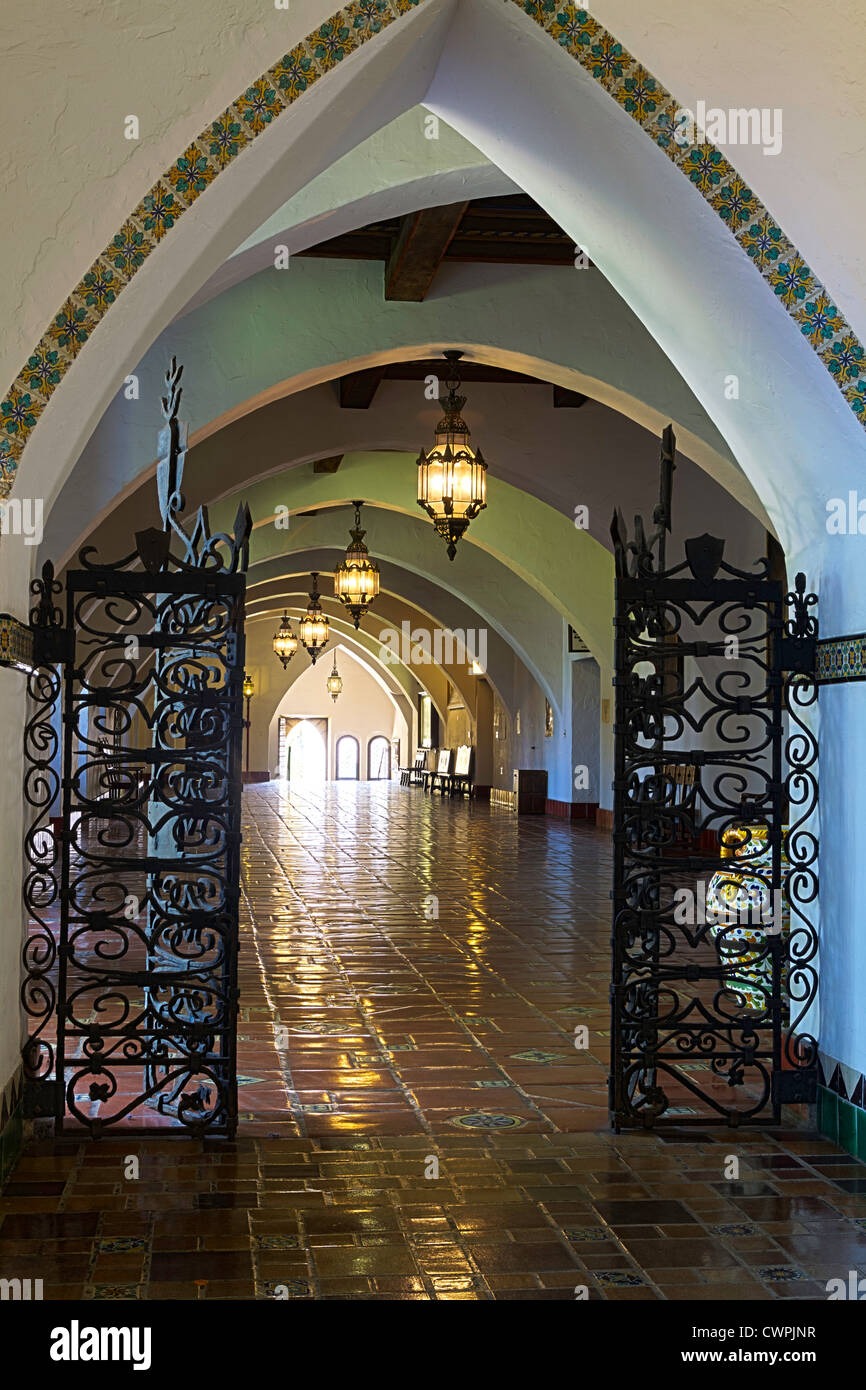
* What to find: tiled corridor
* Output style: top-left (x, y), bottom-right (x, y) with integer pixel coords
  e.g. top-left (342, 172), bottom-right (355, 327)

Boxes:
top-left (3, 783), bottom-right (866, 1300)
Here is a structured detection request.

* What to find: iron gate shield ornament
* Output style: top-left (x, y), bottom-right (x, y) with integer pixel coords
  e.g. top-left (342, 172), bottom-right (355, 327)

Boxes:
top-left (135, 527), bottom-right (171, 575)
top-left (685, 533), bottom-right (725, 584)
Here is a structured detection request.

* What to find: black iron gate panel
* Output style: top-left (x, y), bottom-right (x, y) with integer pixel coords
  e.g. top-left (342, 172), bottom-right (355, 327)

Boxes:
top-left (22, 359), bottom-right (251, 1137)
top-left (609, 432), bottom-right (818, 1129)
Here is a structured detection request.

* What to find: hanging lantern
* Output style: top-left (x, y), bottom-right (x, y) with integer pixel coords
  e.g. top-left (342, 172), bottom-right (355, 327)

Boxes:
top-left (298, 572), bottom-right (330, 664)
top-left (272, 611), bottom-right (298, 669)
top-left (326, 655), bottom-right (343, 703)
top-left (417, 350), bottom-right (488, 560)
top-left (334, 500), bottom-right (380, 629)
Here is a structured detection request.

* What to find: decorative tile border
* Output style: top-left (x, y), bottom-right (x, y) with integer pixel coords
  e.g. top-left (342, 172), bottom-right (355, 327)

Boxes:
top-left (0, 613), bottom-right (34, 672)
top-left (0, 0), bottom-right (427, 493)
top-left (818, 1050), bottom-right (866, 1162)
top-left (1, 1064), bottom-right (23, 1134)
top-left (546, 797), bottom-right (599, 820)
top-left (820, 1051), bottom-right (865, 1108)
top-left (513, 2), bottom-right (866, 432)
top-left (1, 0), bottom-right (864, 498)
top-left (816, 634), bottom-right (866, 684)
top-left (0, 1064), bottom-right (24, 1190)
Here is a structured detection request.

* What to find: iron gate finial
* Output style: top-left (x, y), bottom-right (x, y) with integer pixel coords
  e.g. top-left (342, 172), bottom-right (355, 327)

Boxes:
top-left (610, 424), bottom-right (677, 578)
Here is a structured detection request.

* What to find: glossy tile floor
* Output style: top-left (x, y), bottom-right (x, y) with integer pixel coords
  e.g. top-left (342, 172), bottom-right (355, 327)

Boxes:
top-left (3, 782), bottom-right (866, 1300)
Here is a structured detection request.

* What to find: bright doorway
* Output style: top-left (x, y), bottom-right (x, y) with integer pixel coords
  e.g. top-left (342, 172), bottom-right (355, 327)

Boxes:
top-left (368, 736), bottom-right (391, 780)
top-left (280, 717), bottom-right (327, 786)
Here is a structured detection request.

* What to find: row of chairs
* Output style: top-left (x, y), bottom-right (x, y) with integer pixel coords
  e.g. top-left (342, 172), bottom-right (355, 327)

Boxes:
top-left (399, 746), bottom-right (474, 798)
top-left (663, 762), bottom-right (697, 811)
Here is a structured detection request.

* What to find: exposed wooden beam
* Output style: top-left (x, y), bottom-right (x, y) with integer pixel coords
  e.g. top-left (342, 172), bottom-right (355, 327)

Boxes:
top-left (313, 455), bottom-right (343, 473)
top-left (552, 385), bottom-right (589, 409)
top-left (384, 201), bottom-right (469, 301)
top-left (339, 367), bottom-right (386, 409)
top-left (384, 359), bottom-right (538, 385)
top-left (337, 362), bottom-right (594, 406)
top-left (296, 195), bottom-right (583, 269)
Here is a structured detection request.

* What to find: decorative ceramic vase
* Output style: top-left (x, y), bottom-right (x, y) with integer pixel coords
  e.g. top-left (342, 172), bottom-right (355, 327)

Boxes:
top-left (705, 821), bottom-right (790, 1013)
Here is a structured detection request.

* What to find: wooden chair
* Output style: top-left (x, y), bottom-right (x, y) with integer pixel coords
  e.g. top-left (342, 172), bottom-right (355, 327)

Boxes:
top-left (449, 745), bottom-right (474, 798)
top-left (97, 739), bottom-right (127, 800)
top-left (661, 761), bottom-right (697, 841)
top-left (427, 748), bottom-right (453, 794)
top-left (399, 750), bottom-right (427, 787)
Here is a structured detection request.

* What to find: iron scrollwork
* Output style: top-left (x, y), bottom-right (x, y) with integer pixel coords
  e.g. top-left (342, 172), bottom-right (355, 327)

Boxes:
top-left (610, 427), bottom-right (819, 1128)
top-left (21, 561), bottom-right (65, 1102)
top-left (781, 574), bottom-right (819, 1091)
top-left (22, 359), bottom-right (251, 1137)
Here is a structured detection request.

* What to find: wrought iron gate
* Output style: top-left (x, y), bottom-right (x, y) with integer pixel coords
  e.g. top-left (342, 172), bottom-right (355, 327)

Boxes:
top-left (610, 430), bottom-right (818, 1128)
top-left (22, 360), bottom-right (251, 1137)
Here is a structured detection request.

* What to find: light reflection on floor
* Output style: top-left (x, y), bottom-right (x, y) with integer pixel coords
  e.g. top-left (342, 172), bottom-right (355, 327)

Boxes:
top-left (3, 783), bottom-right (865, 1300)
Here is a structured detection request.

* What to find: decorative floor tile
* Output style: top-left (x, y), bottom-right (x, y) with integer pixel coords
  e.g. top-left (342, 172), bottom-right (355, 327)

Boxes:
top-left (96, 1236), bottom-right (149, 1253)
top-left (86, 1284), bottom-right (142, 1300)
top-left (260, 1278), bottom-right (312, 1299)
top-left (4, 784), bottom-right (865, 1302)
top-left (510, 1050), bottom-right (565, 1064)
top-left (449, 1113), bottom-right (526, 1130)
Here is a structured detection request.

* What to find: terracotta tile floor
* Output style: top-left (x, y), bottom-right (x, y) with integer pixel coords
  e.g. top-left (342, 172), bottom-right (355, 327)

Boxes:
top-left (3, 782), bottom-right (865, 1300)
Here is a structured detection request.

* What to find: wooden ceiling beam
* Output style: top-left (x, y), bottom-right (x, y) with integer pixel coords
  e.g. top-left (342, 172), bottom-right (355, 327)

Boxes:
top-left (339, 367), bottom-right (386, 409)
top-left (552, 385), bottom-right (589, 408)
top-left (383, 360), bottom-right (538, 385)
top-left (384, 201), bottom-right (469, 301)
top-left (336, 363), bottom-right (593, 406)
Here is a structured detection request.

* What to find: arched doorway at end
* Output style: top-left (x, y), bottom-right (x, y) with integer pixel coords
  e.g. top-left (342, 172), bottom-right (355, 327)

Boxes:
top-left (280, 717), bottom-right (327, 786)
top-left (336, 734), bottom-right (360, 781)
top-left (368, 735), bottom-right (391, 780)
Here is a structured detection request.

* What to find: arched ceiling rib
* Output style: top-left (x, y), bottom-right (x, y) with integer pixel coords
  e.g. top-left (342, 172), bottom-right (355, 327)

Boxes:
top-left (44, 257), bottom-right (764, 569)
top-left (247, 588), bottom-right (479, 714)
top-left (216, 486), bottom-right (586, 698)
top-left (244, 605), bottom-right (449, 731)
top-left (246, 564), bottom-right (518, 714)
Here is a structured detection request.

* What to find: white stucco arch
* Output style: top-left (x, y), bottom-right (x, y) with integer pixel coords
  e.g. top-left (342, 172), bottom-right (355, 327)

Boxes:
top-left (13, 0), bottom-right (864, 616)
top-left (44, 264), bottom-right (765, 570)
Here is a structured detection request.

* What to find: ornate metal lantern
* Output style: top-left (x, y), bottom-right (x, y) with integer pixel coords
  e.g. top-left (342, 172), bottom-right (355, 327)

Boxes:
top-left (326, 655), bottom-right (343, 702)
top-left (298, 572), bottom-right (330, 664)
top-left (417, 350), bottom-right (487, 560)
top-left (242, 672), bottom-right (254, 700)
top-left (334, 500), bottom-right (380, 628)
top-left (272, 611), bottom-right (298, 669)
